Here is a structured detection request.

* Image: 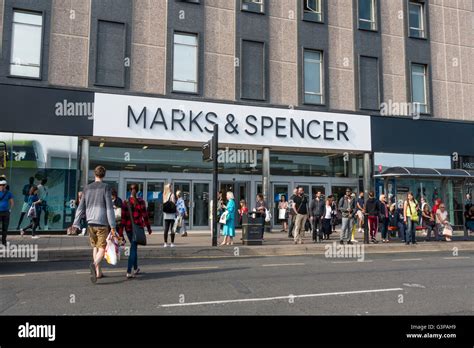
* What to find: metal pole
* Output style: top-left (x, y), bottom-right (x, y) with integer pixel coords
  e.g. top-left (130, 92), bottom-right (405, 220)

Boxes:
top-left (80, 138), bottom-right (90, 191)
top-left (363, 153), bottom-right (371, 244)
top-left (262, 147), bottom-right (270, 232)
top-left (212, 125), bottom-right (219, 247)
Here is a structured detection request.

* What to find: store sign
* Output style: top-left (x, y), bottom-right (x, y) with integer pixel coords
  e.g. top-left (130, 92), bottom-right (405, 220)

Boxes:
top-left (93, 93), bottom-right (372, 151)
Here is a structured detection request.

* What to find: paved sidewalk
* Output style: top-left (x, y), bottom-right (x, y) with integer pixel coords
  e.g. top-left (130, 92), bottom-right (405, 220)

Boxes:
top-left (2, 228), bottom-right (474, 262)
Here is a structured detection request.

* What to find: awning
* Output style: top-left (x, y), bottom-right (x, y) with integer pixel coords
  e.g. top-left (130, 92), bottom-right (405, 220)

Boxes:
top-left (374, 167), bottom-right (474, 178)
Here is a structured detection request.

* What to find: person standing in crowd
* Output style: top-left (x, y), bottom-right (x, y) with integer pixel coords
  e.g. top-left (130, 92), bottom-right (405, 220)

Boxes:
top-left (350, 192), bottom-right (359, 243)
top-left (292, 186), bottom-right (309, 245)
top-left (37, 178), bottom-right (49, 230)
top-left (388, 203), bottom-right (399, 240)
top-left (466, 206), bottom-right (474, 234)
top-left (20, 186), bottom-right (41, 239)
top-left (396, 201), bottom-right (406, 243)
top-left (404, 192), bottom-right (419, 245)
top-left (16, 177), bottom-right (35, 230)
top-left (238, 199), bottom-right (248, 227)
top-left (310, 191), bottom-right (324, 243)
top-left (111, 189), bottom-right (122, 237)
top-left (338, 188), bottom-right (356, 245)
top-left (364, 191), bottom-right (379, 243)
top-left (379, 194), bottom-right (389, 243)
top-left (255, 193), bottom-right (267, 240)
top-left (162, 183), bottom-right (177, 248)
top-left (278, 195), bottom-right (288, 233)
top-left (329, 195), bottom-right (338, 233)
top-left (220, 191), bottom-right (236, 246)
top-left (322, 197), bottom-right (333, 240)
top-left (120, 183), bottom-right (152, 279)
top-left (287, 188), bottom-right (297, 238)
top-left (356, 191), bottom-right (365, 233)
top-left (72, 166), bottom-right (117, 284)
top-left (436, 203), bottom-right (452, 242)
top-left (464, 194), bottom-right (472, 234)
top-left (0, 179), bottom-right (14, 246)
top-left (176, 190), bottom-right (188, 237)
top-left (422, 203), bottom-right (437, 241)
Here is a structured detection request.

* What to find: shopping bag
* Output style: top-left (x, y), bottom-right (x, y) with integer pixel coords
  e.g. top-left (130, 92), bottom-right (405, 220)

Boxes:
top-left (219, 211), bottom-right (228, 224)
top-left (105, 233), bottom-right (119, 266)
top-left (173, 216), bottom-right (182, 234)
top-left (27, 205), bottom-right (36, 219)
top-left (265, 208), bottom-right (272, 222)
top-left (442, 225), bottom-right (453, 237)
top-left (278, 208), bottom-right (286, 220)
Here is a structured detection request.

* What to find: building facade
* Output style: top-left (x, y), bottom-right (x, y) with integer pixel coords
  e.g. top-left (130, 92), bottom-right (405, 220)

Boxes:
top-left (0, 0), bottom-right (473, 231)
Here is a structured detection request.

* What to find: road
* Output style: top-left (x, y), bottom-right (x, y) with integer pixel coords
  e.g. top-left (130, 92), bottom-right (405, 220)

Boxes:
top-left (1, 251), bottom-right (473, 315)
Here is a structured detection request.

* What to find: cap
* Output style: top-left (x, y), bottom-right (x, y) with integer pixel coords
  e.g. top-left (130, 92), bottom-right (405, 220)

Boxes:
top-left (0, 180), bottom-right (7, 185)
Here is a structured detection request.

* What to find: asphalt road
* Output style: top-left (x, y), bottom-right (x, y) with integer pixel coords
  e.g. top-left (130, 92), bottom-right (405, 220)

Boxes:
top-left (1, 251), bottom-right (473, 315)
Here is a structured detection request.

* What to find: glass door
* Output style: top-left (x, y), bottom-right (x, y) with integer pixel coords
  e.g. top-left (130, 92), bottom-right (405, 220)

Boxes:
top-left (125, 181), bottom-right (145, 200)
top-left (193, 182), bottom-right (210, 228)
top-left (273, 184), bottom-right (289, 227)
top-left (311, 185), bottom-right (327, 200)
top-left (146, 181), bottom-right (164, 228)
top-left (174, 181), bottom-right (191, 229)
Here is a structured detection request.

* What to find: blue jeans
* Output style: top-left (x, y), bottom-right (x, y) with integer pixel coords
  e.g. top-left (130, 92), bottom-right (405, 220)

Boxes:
top-left (397, 222), bottom-right (406, 242)
top-left (380, 218), bottom-right (389, 239)
top-left (126, 232), bottom-right (138, 273)
top-left (406, 219), bottom-right (417, 244)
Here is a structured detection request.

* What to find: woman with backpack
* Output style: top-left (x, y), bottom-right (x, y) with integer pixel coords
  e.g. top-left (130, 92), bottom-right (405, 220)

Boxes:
top-left (162, 183), bottom-right (177, 248)
top-left (404, 192), bottom-right (420, 245)
top-left (120, 183), bottom-right (152, 279)
top-left (20, 186), bottom-right (41, 239)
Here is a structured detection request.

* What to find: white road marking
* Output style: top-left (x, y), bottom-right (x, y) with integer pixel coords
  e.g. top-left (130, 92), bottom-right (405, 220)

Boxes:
top-left (331, 260), bottom-right (373, 264)
top-left (76, 270), bottom-right (124, 274)
top-left (261, 263), bottom-right (305, 267)
top-left (442, 257), bottom-right (471, 260)
top-left (0, 273), bottom-right (26, 278)
top-left (159, 287), bottom-right (403, 308)
top-left (170, 266), bottom-right (219, 271)
top-left (403, 283), bottom-right (426, 288)
top-left (392, 258), bottom-right (422, 262)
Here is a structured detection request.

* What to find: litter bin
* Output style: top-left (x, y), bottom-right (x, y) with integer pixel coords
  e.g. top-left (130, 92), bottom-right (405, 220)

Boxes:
top-left (241, 213), bottom-right (264, 245)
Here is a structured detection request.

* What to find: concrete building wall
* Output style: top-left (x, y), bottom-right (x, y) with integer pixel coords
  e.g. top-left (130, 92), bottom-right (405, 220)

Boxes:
top-left (430, 0), bottom-right (474, 120)
top-left (49, 0), bottom-right (91, 87)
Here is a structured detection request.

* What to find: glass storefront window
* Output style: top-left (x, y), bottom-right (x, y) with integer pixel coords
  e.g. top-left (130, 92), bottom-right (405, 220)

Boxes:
top-left (0, 132), bottom-right (78, 231)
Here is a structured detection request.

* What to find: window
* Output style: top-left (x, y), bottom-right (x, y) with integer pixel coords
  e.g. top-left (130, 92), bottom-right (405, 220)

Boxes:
top-left (411, 63), bottom-right (428, 114)
top-left (409, 2), bottom-right (425, 38)
top-left (241, 40), bottom-right (265, 100)
top-left (10, 10), bottom-right (43, 78)
top-left (303, 50), bottom-right (323, 104)
top-left (359, 56), bottom-right (379, 110)
top-left (96, 20), bottom-right (126, 87)
top-left (358, 0), bottom-right (376, 31)
top-left (303, 0), bottom-right (322, 22)
top-left (173, 33), bottom-right (198, 93)
top-left (177, 0), bottom-right (200, 3)
top-left (242, 0), bottom-right (264, 13)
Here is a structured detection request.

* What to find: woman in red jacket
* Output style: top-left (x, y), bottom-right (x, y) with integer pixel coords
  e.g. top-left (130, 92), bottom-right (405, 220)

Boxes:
top-left (120, 184), bottom-right (152, 279)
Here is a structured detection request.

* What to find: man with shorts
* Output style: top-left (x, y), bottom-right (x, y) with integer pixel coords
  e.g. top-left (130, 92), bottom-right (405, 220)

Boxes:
top-left (73, 166), bottom-right (117, 283)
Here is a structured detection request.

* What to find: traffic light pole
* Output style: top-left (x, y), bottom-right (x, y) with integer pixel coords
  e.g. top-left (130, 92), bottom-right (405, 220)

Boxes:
top-left (212, 124), bottom-right (219, 247)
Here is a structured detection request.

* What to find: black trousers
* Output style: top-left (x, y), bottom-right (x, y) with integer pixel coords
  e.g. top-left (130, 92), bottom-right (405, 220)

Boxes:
top-left (23, 218), bottom-right (39, 236)
top-left (164, 219), bottom-right (175, 243)
top-left (312, 216), bottom-right (322, 240)
top-left (0, 211), bottom-right (10, 245)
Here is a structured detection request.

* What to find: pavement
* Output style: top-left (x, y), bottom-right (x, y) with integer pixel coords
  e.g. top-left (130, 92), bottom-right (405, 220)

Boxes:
top-left (1, 251), bottom-right (473, 315)
top-left (2, 228), bottom-right (474, 262)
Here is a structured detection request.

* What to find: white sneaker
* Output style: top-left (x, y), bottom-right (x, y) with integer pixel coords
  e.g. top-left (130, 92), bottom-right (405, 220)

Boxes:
top-left (163, 243), bottom-right (168, 248)
top-left (170, 243), bottom-right (175, 248)
top-left (32, 235), bottom-right (40, 239)
top-left (351, 239), bottom-right (359, 243)
top-left (81, 228), bottom-right (86, 236)
top-left (20, 229), bottom-right (25, 236)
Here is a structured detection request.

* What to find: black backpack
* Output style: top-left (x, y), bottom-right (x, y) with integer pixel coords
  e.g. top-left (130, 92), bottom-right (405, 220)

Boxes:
top-left (163, 193), bottom-right (176, 214)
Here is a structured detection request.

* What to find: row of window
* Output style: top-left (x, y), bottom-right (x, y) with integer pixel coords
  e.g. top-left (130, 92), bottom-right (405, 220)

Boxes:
top-left (8, 9), bottom-right (429, 113)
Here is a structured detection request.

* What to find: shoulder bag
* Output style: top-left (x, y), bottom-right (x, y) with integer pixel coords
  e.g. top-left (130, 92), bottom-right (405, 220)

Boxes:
top-left (407, 201), bottom-right (419, 222)
top-left (126, 200), bottom-right (147, 246)
top-left (163, 193), bottom-right (176, 214)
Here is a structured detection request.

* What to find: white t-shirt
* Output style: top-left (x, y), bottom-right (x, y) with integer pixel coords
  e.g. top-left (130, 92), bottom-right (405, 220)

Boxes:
top-left (324, 205), bottom-right (332, 219)
top-left (436, 210), bottom-right (448, 224)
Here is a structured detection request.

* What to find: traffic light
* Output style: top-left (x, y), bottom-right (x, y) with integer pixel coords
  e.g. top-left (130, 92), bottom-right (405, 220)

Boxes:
top-left (0, 142), bottom-right (7, 169)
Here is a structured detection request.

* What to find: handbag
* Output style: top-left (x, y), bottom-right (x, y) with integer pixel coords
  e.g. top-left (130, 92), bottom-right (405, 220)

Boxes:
top-left (27, 204), bottom-right (37, 219)
top-left (126, 201), bottom-right (147, 246)
top-left (163, 193), bottom-right (176, 214)
top-left (219, 211), bottom-right (228, 224)
top-left (442, 225), bottom-right (453, 237)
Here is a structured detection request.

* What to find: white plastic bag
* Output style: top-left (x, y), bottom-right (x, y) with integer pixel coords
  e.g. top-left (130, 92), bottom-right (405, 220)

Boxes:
top-left (105, 233), bottom-right (119, 266)
top-left (265, 208), bottom-right (271, 222)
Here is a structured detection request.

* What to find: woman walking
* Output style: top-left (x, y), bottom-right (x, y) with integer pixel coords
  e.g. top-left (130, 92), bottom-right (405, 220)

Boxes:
top-left (422, 203), bottom-right (437, 241)
top-left (278, 195), bottom-right (288, 233)
top-left (221, 192), bottom-right (236, 246)
top-left (163, 183), bottom-right (177, 247)
top-left (404, 192), bottom-right (419, 245)
top-left (120, 184), bottom-right (152, 279)
top-left (176, 190), bottom-right (188, 237)
top-left (20, 186), bottom-right (41, 239)
top-left (436, 203), bottom-right (452, 242)
top-left (364, 191), bottom-right (379, 243)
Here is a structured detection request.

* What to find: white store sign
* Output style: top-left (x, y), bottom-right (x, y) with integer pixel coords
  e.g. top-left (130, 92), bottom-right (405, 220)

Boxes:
top-left (93, 93), bottom-right (372, 151)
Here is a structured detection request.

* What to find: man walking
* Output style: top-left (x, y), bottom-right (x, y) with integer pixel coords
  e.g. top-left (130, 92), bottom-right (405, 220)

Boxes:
top-left (0, 179), bottom-right (14, 246)
top-left (338, 188), bottom-right (356, 245)
top-left (310, 191), bottom-right (325, 243)
top-left (73, 166), bottom-right (117, 283)
top-left (287, 188), bottom-right (297, 238)
top-left (17, 177), bottom-right (35, 230)
top-left (292, 186), bottom-right (309, 244)
top-left (37, 178), bottom-right (49, 230)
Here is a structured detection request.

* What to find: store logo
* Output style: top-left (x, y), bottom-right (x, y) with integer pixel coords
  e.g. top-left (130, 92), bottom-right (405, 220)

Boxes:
top-left (217, 147), bottom-right (257, 167)
top-left (0, 242), bottom-right (38, 262)
top-left (55, 99), bottom-right (94, 120)
top-left (324, 242), bottom-right (365, 261)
